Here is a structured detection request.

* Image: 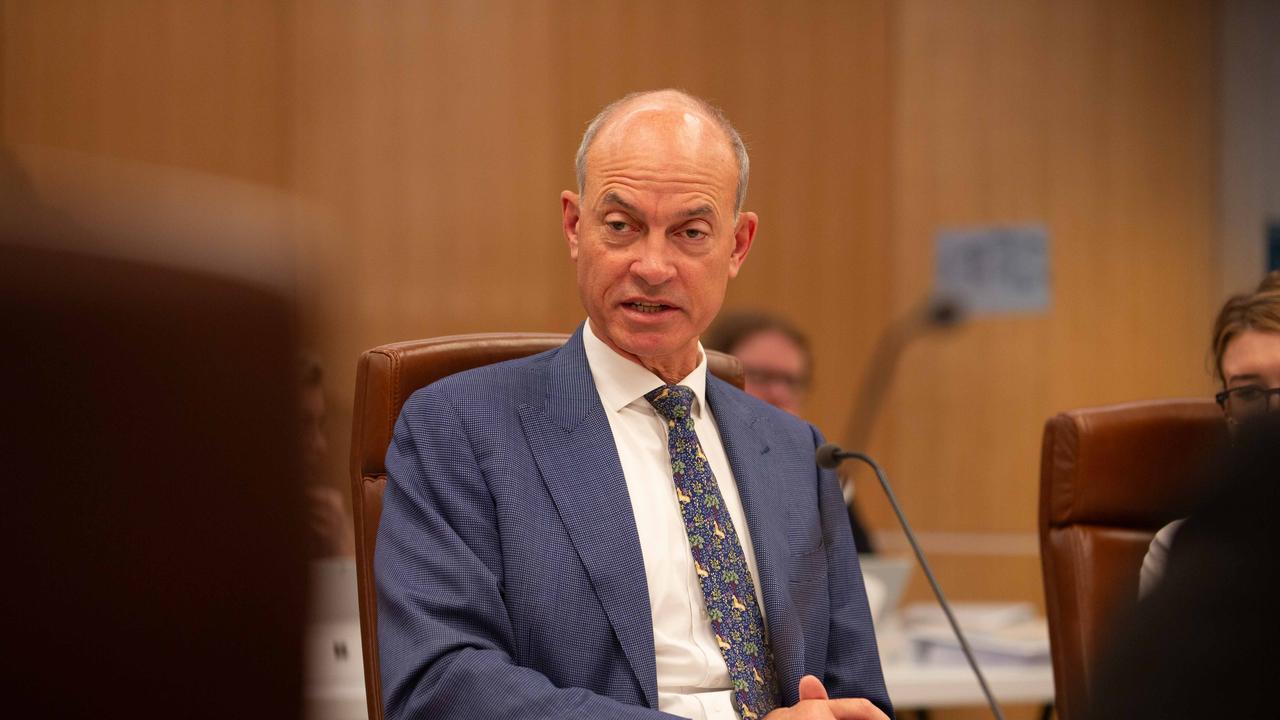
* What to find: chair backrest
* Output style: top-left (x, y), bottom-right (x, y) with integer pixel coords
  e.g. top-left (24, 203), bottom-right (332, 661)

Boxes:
top-left (1038, 398), bottom-right (1226, 720)
top-left (4, 244), bottom-right (308, 719)
top-left (347, 332), bottom-right (744, 720)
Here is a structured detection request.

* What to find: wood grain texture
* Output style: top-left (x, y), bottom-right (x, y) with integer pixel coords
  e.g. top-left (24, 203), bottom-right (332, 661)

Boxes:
top-left (3, 0), bottom-right (289, 186)
top-left (837, 1), bottom-right (1219, 616)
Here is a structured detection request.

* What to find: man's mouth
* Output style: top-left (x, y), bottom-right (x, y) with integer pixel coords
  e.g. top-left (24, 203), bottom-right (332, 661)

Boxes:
top-left (626, 301), bottom-right (672, 314)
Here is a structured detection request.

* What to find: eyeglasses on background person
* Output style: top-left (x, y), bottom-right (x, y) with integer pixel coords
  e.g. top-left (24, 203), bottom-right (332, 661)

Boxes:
top-left (741, 367), bottom-right (811, 395)
top-left (1215, 384), bottom-right (1280, 422)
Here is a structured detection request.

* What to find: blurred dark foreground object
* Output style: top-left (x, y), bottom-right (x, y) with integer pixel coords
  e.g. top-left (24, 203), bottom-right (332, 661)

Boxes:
top-left (1087, 413), bottom-right (1279, 719)
top-left (0, 242), bottom-right (306, 719)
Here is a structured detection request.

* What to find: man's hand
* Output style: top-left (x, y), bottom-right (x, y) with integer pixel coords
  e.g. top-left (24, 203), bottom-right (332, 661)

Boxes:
top-left (761, 675), bottom-right (890, 720)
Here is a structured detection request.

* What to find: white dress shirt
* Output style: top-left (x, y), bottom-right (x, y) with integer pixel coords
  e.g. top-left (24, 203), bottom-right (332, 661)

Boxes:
top-left (1139, 519), bottom-right (1184, 597)
top-left (582, 321), bottom-right (767, 720)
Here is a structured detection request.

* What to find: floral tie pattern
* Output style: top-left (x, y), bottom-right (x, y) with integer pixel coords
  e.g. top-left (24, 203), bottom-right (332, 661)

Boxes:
top-left (645, 384), bottom-right (780, 720)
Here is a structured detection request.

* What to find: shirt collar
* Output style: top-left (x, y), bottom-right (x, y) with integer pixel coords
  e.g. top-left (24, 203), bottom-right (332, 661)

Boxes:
top-left (582, 319), bottom-right (709, 419)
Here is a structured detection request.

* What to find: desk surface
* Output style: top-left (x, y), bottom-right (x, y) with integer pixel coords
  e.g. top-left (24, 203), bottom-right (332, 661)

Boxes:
top-left (877, 602), bottom-right (1055, 710)
top-left (883, 661), bottom-right (1055, 710)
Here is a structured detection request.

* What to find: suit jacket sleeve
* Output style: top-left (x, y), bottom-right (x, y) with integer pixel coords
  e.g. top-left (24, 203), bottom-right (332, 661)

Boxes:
top-left (811, 425), bottom-right (894, 716)
top-left (375, 385), bottom-right (684, 720)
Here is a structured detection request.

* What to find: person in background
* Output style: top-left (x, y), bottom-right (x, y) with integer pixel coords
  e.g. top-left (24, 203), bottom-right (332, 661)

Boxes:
top-left (1089, 412), bottom-right (1278, 719)
top-left (1139, 270), bottom-right (1280, 595)
top-left (703, 312), bottom-right (812, 417)
top-left (300, 355), bottom-right (355, 558)
top-left (705, 311), bottom-right (876, 556)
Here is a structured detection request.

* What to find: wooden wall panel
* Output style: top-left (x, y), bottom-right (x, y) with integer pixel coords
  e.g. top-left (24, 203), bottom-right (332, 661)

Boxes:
top-left (867, 0), bottom-right (1219, 609)
top-left (1219, 0), bottom-right (1280, 299)
top-left (289, 0), bottom-right (575, 426)
top-left (2, 0), bottom-right (290, 186)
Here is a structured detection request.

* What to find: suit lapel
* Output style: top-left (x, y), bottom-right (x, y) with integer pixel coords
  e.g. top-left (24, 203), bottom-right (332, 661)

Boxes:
top-left (707, 379), bottom-right (806, 704)
top-left (518, 328), bottom-right (659, 708)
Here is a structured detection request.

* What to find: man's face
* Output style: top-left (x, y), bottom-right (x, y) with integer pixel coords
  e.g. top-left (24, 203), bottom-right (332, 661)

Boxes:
top-left (561, 103), bottom-right (756, 380)
top-left (733, 329), bottom-right (810, 416)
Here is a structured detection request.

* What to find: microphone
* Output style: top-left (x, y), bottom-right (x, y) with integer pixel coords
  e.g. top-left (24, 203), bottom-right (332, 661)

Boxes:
top-left (814, 443), bottom-right (845, 471)
top-left (818, 442), bottom-right (1007, 720)
top-left (924, 293), bottom-right (965, 329)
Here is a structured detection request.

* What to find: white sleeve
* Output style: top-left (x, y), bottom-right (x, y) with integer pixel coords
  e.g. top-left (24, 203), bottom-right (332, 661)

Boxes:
top-left (1139, 519), bottom-right (1185, 597)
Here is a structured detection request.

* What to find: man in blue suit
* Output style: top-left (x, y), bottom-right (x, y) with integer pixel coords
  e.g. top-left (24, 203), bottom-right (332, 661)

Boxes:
top-left (377, 90), bottom-right (892, 720)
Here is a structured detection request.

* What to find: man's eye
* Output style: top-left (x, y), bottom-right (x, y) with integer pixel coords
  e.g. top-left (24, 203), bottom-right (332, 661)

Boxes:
top-left (681, 228), bottom-right (707, 240)
top-left (607, 221), bottom-right (631, 232)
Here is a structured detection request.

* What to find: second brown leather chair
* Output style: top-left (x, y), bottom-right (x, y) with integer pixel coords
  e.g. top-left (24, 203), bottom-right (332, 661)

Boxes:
top-left (348, 332), bottom-right (744, 720)
top-left (1037, 399), bottom-right (1227, 720)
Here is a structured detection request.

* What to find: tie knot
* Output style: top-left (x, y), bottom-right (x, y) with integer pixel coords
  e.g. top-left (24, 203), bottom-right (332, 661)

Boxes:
top-left (644, 384), bottom-right (695, 421)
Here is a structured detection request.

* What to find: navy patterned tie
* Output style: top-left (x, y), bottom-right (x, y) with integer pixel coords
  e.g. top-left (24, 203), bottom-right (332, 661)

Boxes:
top-left (645, 384), bottom-right (780, 720)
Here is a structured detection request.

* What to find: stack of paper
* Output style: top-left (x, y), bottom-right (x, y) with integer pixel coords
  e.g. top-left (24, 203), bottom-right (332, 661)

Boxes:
top-left (901, 602), bottom-right (1051, 667)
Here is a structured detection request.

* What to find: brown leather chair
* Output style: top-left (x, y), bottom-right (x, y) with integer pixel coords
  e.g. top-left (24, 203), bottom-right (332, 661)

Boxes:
top-left (348, 332), bottom-right (744, 720)
top-left (3, 244), bottom-right (308, 719)
top-left (1038, 398), bottom-right (1228, 720)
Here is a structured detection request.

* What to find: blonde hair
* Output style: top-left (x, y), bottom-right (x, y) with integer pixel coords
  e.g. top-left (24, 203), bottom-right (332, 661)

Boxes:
top-left (1211, 271), bottom-right (1280, 384)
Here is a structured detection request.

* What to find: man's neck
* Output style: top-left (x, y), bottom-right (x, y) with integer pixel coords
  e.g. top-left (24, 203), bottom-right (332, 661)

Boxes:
top-left (641, 357), bottom-right (698, 385)
top-left (586, 319), bottom-right (702, 385)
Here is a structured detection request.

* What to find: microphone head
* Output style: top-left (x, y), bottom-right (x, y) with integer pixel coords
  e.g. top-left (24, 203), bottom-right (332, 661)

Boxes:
top-left (815, 443), bottom-right (845, 469)
top-left (926, 293), bottom-right (966, 328)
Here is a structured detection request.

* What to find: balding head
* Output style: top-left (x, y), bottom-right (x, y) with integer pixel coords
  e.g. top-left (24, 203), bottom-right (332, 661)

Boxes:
top-left (575, 90), bottom-right (750, 213)
top-left (559, 89), bottom-right (758, 383)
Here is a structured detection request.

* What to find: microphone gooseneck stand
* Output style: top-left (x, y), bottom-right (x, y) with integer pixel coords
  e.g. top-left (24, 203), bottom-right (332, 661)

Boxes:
top-left (817, 443), bottom-right (1007, 720)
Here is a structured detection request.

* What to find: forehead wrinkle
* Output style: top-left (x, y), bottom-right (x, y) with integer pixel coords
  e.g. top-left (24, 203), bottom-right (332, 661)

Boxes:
top-left (594, 135), bottom-right (733, 172)
top-left (594, 161), bottom-right (728, 185)
top-left (590, 164), bottom-right (733, 213)
top-left (593, 180), bottom-right (725, 224)
top-left (592, 154), bottom-right (728, 196)
top-left (599, 191), bottom-right (712, 223)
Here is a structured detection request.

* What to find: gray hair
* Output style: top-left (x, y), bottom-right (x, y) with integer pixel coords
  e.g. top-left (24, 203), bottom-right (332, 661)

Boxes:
top-left (574, 90), bottom-right (750, 213)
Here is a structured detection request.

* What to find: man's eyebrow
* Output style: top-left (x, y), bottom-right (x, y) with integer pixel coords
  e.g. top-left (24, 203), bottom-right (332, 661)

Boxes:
top-left (682, 204), bottom-right (715, 219)
top-left (601, 191), bottom-right (638, 214)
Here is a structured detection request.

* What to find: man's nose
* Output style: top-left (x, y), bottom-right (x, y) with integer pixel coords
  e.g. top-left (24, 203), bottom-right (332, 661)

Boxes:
top-left (630, 233), bottom-right (677, 286)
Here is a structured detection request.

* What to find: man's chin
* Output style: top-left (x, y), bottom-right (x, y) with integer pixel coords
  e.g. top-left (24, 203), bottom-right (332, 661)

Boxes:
top-left (594, 317), bottom-right (695, 358)
top-left (612, 328), bottom-right (674, 352)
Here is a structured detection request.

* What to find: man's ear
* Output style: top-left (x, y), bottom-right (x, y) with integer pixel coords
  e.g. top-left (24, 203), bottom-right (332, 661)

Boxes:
top-left (561, 191), bottom-right (582, 260)
top-left (727, 211), bottom-right (757, 278)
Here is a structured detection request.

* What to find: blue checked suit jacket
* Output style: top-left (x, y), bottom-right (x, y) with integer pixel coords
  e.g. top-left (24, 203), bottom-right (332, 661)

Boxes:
top-left (376, 326), bottom-right (893, 719)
